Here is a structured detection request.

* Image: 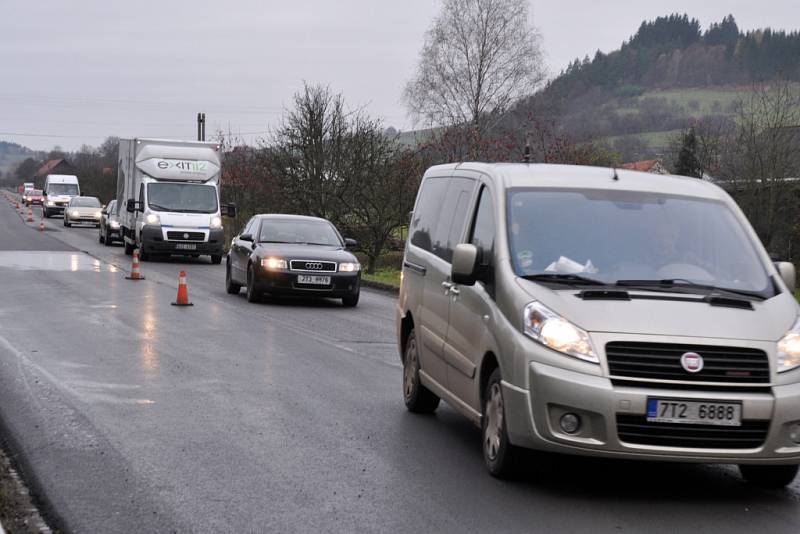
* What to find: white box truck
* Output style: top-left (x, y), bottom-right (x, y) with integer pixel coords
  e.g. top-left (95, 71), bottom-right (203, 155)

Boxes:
top-left (43, 174), bottom-right (81, 217)
top-left (116, 138), bottom-right (235, 263)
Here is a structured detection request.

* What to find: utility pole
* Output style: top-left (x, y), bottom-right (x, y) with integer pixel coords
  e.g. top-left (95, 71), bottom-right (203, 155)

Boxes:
top-left (197, 113), bottom-right (206, 141)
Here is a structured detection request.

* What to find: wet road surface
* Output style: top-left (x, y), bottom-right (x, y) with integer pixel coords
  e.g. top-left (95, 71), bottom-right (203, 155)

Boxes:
top-left (0, 192), bottom-right (799, 533)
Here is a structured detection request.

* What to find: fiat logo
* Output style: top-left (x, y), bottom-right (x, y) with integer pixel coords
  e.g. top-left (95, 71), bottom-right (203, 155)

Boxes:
top-left (305, 262), bottom-right (323, 270)
top-left (183, 233), bottom-right (189, 239)
top-left (680, 352), bottom-right (704, 373)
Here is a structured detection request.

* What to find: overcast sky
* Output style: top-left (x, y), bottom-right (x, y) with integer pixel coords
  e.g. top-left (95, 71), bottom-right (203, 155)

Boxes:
top-left (1, 0), bottom-right (798, 152)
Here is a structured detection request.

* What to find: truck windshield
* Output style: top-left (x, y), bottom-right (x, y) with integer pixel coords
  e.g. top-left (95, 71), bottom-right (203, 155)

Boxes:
top-left (507, 188), bottom-right (772, 295)
top-left (47, 184), bottom-right (79, 196)
top-left (147, 183), bottom-right (217, 214)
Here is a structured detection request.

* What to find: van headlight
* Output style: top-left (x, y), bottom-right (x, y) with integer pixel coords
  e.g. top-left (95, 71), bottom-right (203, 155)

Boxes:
top-left (777, 317), bottom-right (800, 372)
top-left (145, 213), bottom-right (160, 225)
top-left (210, 216), bottom-right (222, 229)
top-left (523, 301), bottom-right (598, 363)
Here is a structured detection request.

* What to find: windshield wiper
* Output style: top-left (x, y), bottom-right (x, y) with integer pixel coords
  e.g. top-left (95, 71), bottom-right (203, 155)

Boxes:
top-left (615, 279), bottom-right (766, 300)
top-left (257, 240), bottom-right (294, 244)
top-left (147, 203), bottom-right (172, 211)
top-left (522, 273), bottom-right (607, 286)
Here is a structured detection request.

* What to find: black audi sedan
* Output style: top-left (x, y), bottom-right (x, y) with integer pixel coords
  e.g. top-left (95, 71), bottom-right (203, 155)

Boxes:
top-left (226, 214), bottom-right (361, 306)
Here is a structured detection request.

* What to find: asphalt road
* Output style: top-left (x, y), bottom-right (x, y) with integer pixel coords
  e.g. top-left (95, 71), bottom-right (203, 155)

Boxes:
top-left (0, 194), bottom-right (799, 534)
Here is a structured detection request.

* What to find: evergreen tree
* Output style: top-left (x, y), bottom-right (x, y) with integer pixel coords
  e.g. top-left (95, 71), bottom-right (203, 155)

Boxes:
top-left (674, 128), bottom-right (702, 178)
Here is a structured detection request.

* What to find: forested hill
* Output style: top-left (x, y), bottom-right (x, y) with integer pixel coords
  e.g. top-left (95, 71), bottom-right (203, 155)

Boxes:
top-left (547, 14), bottom-right (800, 101)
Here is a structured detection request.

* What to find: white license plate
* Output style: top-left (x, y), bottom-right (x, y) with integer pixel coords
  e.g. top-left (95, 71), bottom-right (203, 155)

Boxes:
top-left (297, 275), bottom-right (331, 285)
top-left (647, 398), bottom-right (742, 426)
top-left (175, 243), bottom-right (197, 250)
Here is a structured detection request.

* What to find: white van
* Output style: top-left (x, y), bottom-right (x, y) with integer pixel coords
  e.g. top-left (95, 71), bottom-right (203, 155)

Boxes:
top-left (43, 174), bottom-right (81, 218)
top-left (397, 163), bottom-right (800, 487)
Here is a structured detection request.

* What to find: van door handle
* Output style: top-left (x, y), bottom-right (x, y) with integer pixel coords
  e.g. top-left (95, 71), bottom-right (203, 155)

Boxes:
top-left (449, 286), bottom-right (460, 296)
top-left (441, 281), bottom-right (454, 294)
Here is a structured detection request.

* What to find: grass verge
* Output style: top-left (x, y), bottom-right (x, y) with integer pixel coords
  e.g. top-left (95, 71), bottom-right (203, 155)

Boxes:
top-left (362, 269), bottom-right (401, 289)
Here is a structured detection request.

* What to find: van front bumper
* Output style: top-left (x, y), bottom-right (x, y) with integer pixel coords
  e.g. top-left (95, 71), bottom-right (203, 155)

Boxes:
top-left (140, 226), bottom-right (224, 256)
top-left (502, 361), bottom-right (800, 464)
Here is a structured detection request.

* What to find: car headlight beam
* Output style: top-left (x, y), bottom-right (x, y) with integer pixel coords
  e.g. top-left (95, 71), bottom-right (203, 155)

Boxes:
top-left (339, 262), bottom-right (360, 272)
top-left (210, 216), bottom-right (222, 229)
top-left (523, 301), bottom-right (598, 363)
top-left (261, 257), bottom-right (287, 270)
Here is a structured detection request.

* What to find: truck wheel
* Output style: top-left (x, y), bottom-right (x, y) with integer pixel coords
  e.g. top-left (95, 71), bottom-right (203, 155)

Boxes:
top-left (739, 465), bottom-right (799, 489)
top-left (138, 247), bottom-right (149, 261)
top-left (402, 330), bottom-right (440, 413)
top-left (124, 241), bottom-right (134, 256)
top-left (210, 254), bottom-right (222, 265)
top-left (483, 368), bottom-right (522, 478)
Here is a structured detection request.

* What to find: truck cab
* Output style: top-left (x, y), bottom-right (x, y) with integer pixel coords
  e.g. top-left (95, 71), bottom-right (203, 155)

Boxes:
top-left (117, 138), bottom-right (235, 263)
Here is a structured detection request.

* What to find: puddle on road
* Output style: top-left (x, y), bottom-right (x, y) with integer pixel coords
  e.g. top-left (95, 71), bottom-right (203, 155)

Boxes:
top-left (0, 251), bottom-right (118, 272)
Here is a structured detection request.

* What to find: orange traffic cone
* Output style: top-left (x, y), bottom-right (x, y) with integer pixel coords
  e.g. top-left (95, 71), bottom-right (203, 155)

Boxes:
top-left (125, 249), bottom-right (146, 280)
top-left (27, 207), bottom-right (33, 222)
top-left (171, 271), bottom-right (193, 306)
top-left (39, 218), bottom-right (45, 232)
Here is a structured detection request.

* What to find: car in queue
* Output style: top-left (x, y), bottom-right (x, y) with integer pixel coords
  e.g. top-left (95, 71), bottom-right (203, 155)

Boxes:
top-left (226, 214), bottom-right (361, 307)
top-left (99, 199), bottom-right (122, 245)
top-left (25, 189), bottom-right (44, 206)
top-left (397, 162), bottom-right (800, 488)
top-left (64, 196), bottom-right (103, 227)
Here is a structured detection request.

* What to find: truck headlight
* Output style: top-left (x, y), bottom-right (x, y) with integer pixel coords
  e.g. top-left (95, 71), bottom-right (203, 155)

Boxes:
top-left (261, 257), bottom-right (287, 270)
top-left (210, 216), bottom-right (222, 229)
top-left (523, 301), bottom-right (598, 363)
top-left (777, 317), bottom-right (800, 372)
top-left (145, 213), bottom-right (160, 225)
top-left (339, 262), bottom-right (360, 272)
top-left (109, 220), bottom-right (120, 229)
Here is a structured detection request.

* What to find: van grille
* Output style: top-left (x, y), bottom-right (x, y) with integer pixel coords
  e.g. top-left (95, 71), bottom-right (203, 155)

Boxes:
top-left (606, 342), bottom-right (770, 384)
top-left (166, 231), bottom-right (205, 241)
top-left (616, 415), bottom-right (769, 449)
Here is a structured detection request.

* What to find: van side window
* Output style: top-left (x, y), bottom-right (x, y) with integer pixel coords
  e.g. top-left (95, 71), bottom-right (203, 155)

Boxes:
top-left (410, 177), bottom-right (448, 253)
top-left (470, 186), bottom-right (495, 265)
top-left (432, 178), bottom-right (476, 263)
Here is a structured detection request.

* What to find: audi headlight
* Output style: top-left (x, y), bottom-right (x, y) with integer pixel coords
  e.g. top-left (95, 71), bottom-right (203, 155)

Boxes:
top-left (109, 220), bottom-right (120, 229)
top-left (523, 301), bottom-right (598, 363)
top-left (339, 262), bottom-right (360, 273)
top-left (210, 216), bottom-right (222, 229)
top-left (261, 257), bottom-right (287, 270)
top-left (777, 317), bottom-right (800, 373)
top-left (145, 213), bottom-right (160, 225)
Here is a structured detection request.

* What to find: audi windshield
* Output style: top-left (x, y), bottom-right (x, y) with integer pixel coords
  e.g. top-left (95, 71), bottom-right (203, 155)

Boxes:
top-left (259, 219), bottom-right (342, 246)
top-left (507, 188), bottom-right (772, 296)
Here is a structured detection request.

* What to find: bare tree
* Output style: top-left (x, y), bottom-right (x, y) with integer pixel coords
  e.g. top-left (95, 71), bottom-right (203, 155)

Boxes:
top-left (723, 79), bottom-right (800, 255)
top-left (404, 0), bottom-right (545, 156)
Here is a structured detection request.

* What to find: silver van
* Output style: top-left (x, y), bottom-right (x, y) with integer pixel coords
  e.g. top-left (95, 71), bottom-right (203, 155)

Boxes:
top-left (396, 163), bottom-right (800, 487)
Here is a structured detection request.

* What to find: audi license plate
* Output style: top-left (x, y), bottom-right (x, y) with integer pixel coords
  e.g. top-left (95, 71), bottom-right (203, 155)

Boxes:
top-left (297, 275), bottom-right (330, 285)
top-left (647, 398), bottom-right (742, 427)
top-left (175, 243), bottom-right (197, 250)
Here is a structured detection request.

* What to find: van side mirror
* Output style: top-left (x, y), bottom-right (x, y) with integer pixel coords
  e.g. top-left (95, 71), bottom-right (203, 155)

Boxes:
top-left (451, 243), bottom-right (478, 286)
top-left (126, 199), bottom-right (136, 213)
top-left (776, 262), bottom-right (796, 293)
top-left (222, 203), bottom-right (237, 217)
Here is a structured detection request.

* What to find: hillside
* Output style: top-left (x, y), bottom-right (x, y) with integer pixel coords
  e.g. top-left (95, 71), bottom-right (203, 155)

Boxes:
top-left (508, 14), bottom-right (800, 161)
top-left (0, 141), bottom-right (37, 180)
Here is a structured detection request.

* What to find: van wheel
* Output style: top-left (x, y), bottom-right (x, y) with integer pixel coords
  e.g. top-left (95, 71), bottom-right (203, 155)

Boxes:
top-left (124, 241), bottom-right (134, 256)
top-left (402, 330), bottom-right (440, 413)
top-left (226, 262), bottom-right (241, 294)
top-left (739, 464), bottom-right (799, 489)
top-left (483, 368), bottom-right (521, 478)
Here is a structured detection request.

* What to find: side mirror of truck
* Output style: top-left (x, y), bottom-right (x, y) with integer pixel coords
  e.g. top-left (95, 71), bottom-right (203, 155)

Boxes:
top-left (222, 203), bottom-right (237, 218)
top-left (126, 199), bottom-right (136, 213)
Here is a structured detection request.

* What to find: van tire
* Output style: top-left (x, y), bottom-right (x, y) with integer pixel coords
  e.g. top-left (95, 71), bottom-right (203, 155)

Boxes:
top-left (124, 240), bottom-right (134, 256)
top-left (739, 464), bottom-right (799, 489)
top-left (482, 368), bottom-right (521, 478)
top-left (402, 330), bottom-right (440, 413)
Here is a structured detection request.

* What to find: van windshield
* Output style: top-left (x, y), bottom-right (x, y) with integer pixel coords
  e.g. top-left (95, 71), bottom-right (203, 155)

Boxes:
top-left (147, 183), bottom-right (217, 214)
top-left (507, 188), bottom-right (771, 295)
top-left (47, 183), bottom-right (79, 196)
